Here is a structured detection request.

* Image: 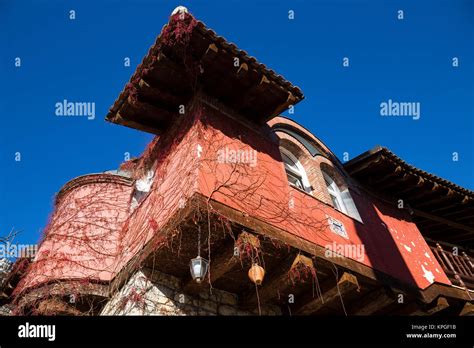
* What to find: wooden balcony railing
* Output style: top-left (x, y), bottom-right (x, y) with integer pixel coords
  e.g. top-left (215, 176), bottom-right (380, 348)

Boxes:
top-left (430, 242), bottom-right (474, 290)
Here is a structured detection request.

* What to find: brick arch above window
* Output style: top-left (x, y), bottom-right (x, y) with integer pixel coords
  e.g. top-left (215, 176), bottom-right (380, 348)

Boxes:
top-left (274, 127), bottom-right (323, 157)
top-left (268, 116), bottom-right (346, 171)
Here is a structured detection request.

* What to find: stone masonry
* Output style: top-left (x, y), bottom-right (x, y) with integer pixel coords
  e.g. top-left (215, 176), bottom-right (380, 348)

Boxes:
top-left (101, 268), bottom-right (281, 316)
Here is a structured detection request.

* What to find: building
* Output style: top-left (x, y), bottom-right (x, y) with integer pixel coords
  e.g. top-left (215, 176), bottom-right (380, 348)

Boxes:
top-left (8, 7), bottom-right (474, 316)
top-left (0, 247), bottom-right (36, 315)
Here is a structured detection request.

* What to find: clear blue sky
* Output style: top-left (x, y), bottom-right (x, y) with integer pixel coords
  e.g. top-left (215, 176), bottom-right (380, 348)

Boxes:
top-left (1, 0), bottom-right (473, 245)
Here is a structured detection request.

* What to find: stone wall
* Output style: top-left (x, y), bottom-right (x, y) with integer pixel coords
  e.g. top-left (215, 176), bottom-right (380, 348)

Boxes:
top-left (0, 305), bottom-right (12, 316)
top-left (101, 268), bottom-right (281, 316)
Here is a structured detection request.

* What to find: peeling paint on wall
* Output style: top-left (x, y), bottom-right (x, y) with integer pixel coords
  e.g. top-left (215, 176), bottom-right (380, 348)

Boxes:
top-left (421, 264), bottom-right (435, 284)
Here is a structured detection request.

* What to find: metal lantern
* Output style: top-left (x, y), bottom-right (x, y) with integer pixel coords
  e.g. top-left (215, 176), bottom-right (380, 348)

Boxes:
top-left (189, 256), bottom-right (209, 283)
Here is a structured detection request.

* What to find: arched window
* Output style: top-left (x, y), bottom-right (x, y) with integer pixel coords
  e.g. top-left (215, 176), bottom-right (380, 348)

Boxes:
top-left (323, 171), bottom-right (362, 222)
top-left (280, 148), bottom-right (311, 193)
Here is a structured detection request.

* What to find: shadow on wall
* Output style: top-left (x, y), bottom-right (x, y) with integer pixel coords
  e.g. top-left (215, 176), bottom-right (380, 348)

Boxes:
top-left (352, 190), bottom-right (419, 292)
top-left (199, 104), bottom-right (283, 161)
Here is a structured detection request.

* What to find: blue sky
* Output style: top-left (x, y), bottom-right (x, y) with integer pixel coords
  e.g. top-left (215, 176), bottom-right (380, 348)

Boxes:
top-left (1, 0), bottom-right (473, 245)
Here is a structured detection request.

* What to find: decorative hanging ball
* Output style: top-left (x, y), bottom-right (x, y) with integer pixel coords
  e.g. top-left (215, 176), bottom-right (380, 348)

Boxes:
top-left (248, 263), bottom-right (265, 285)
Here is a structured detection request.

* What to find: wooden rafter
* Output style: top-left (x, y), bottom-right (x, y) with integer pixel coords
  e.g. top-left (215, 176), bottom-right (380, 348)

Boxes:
top-left (295, 272), bottom-right (359, 315)
top-left (412, 208), bottom-right (474, 234)
top-left (351, 287), bottom-right (394, 315)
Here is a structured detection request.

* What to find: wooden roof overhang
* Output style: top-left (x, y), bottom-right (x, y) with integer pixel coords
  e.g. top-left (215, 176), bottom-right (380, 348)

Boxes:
top-left (344, 146), bottom-right (474, 249)
top-left (106, 12), bottom-right (304, 135)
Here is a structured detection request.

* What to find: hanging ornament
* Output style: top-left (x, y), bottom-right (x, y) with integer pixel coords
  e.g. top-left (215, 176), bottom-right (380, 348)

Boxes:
top-left (190, 256), bottom-right (209, 283)
top-left (248, 263), bottom-right (265, 285)
top-left (189, 226), bottom-right (209, 283)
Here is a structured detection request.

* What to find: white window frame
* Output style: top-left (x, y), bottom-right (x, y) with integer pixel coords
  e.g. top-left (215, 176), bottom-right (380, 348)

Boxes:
top-left (280, 147), bottom-right (312, 193)
top-left (323, 172), bottom-right (347, 214)
top-left (131, 169), bottom-right (154, 210)
top-left (323, 171), bottom-right (362, 222)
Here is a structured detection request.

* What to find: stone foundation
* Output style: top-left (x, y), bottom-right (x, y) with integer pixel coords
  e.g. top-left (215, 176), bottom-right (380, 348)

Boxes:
top-left (101, 268), bottom-right (281, 316)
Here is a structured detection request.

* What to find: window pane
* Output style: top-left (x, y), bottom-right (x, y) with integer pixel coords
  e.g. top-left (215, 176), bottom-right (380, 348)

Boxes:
top-left (323, 175), bottom-right (332, 186)
top-left (341, 189), bottom-right (363, 222)
top-left (324, 172), bottom-right (345, 212)
top-left (281, 148), bottom-right (311, 193)
top-left (287, 171), bottom-right (304, 189)
top-left (282, 153), bottom-right (300, 173)
top-left (330, 193), bottom-right (342, 211)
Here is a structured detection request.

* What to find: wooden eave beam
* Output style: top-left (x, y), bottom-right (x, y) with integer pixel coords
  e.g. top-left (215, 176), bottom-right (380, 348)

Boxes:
top-left (236, 62), bottom-right (249, 78)
top-left (125, 96), bottom-right (176, 123)
top-left (431, 203), bottom-right (474, 215)
top-left (199, 44), bottom-right (257, 109)
top-left (411, 208), bottom-right (474, 234)
top-left (237, 75), bottom-right (289, 121)
top-left (372, 166), bottom-right (403, 185)
top-left (400, 183), bottom-right (441, 203)
top-left (443, 211), bottom-right (474, 220)
top-left (109, 111), bottom-right (163, 135)
top-left (397, 297), bottom-right (450, 316)
top-left (138, 79), bottom-right (190, 110)
top-left (239, 75), bottom-right (270, 106)
top-left (145, 53), bottom-right (193, 94)
top-left (380, 173), bottom-right (423, 192)
top-left (397, 181), bottom-right (438, 197)
top-left (447, 233), bottom-right (474, 244)
top-left (346, 155), bottom-right (385, 177)
top-left (351, 287), bottom-right (394, 315)
top-left (199, 43), bottom-right (293, 120)
top-left (268, 91), bottom-right (298, 120)
top-left (414, 297), bottom-right (450, 316)
top-left (296, 272), bottom-right (359, 315)
top-left (460, 302), bottom-right (474, 316)
top-left (413, 189), bottom-right (456, 209)
top-left (202, 43), bottom-right (219, 61)
top-left (416, 220), bottom-right (446, 230)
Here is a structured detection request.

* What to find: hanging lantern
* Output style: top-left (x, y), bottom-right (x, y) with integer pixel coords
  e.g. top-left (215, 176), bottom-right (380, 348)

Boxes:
top-left (190, 256), bottom-right (209, 283)
top-left (248, 263), bottom-right (265, 285)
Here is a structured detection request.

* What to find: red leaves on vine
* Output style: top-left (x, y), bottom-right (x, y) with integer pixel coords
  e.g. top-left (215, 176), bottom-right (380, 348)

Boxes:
top-left (288, 262), bottom-right (316, 286)
top-left (160, 13), bottom-right (198, 47)
top-left (149, 218), bottom-right (159, 232)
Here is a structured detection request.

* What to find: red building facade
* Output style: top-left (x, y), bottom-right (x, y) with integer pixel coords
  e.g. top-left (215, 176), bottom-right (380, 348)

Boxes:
top-left (6, 7), bottom-right (473, 316)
